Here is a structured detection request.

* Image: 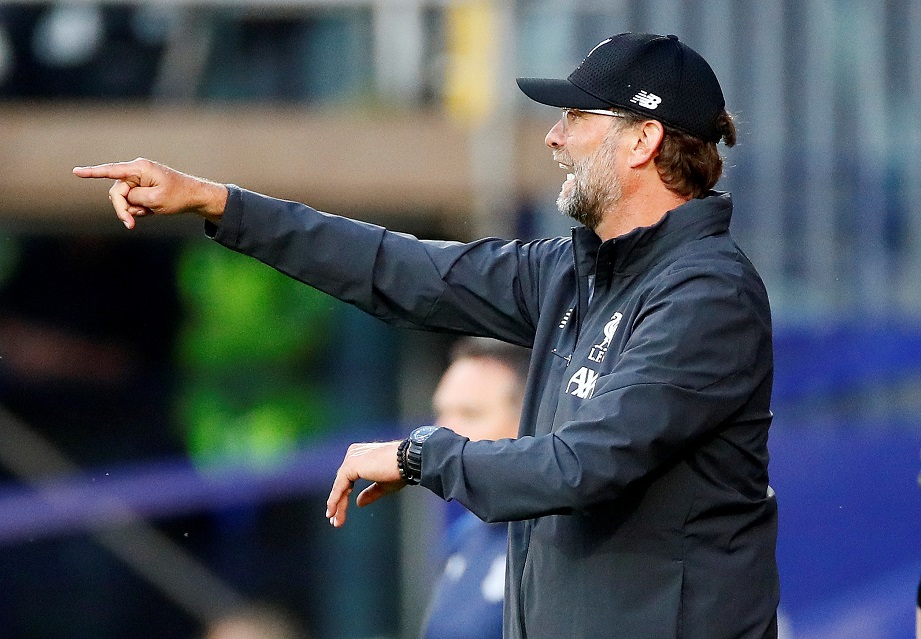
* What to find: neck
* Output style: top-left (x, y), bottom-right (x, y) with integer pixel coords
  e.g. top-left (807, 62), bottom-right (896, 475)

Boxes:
top-left (593, 183), bottom-right (691, 242)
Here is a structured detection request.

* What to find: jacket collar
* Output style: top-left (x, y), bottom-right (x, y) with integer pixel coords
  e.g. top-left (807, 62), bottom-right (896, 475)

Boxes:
top-left (571, 191), bottom-right (733, 284)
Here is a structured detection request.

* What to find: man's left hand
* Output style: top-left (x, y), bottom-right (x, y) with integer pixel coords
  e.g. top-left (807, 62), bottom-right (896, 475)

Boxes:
top-left (326, 441), bottom-right (405, 528)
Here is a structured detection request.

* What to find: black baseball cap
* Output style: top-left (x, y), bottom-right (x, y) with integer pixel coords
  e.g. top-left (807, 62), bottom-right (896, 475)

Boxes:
top-left (517, 33), bottom-right (726, 143)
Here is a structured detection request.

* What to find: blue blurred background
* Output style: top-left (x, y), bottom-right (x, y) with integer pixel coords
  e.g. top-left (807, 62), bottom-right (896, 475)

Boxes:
top-left (0, 1), bottom-right (918, 638)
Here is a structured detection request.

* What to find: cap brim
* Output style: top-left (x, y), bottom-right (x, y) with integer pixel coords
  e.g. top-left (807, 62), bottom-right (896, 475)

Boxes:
top-left (516, 77), bottom-right (613, 110)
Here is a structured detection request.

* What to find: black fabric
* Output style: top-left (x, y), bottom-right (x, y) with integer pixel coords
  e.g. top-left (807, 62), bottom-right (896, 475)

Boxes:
top-left (517, 33), bottom-right (725, 142)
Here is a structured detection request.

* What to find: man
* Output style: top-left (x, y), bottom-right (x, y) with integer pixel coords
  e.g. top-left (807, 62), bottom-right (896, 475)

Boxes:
top-left (423, 337), bottom-right (529, 639)
top-left (75, 32), bottom-right (779, 639)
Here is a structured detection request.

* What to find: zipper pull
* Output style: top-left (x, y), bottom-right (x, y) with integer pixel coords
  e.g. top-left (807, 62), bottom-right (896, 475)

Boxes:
top-left (551, 349), bottom-right (572, 365)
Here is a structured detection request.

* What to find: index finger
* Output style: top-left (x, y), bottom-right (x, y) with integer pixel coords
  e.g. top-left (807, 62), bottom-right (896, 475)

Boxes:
top-left (73, 161), bottom-right (142, 182)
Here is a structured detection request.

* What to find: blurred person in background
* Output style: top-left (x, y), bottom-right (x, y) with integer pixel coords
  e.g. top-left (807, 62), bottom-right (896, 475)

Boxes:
top-left (423, 337), bottom-right (529, 639)
top-left (204, 603), bottom-right (307, 639)
top-left (75, 32), bottom-right (778, 639)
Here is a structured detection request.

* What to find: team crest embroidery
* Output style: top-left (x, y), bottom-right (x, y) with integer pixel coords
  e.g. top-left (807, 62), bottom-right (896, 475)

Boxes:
top-left (588, 312), bottom-right (623, 363)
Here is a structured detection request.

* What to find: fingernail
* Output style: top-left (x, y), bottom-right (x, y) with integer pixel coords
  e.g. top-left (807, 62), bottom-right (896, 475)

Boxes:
top-left (329, 517), bottom-right (335, 526)
top-left (123, 220), bottom-right (131, 229)
top-left (325, 509), bottom-right (330, 518)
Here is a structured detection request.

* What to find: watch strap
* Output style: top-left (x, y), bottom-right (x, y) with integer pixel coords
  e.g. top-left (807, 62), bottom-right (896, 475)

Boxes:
top-left (405, 437), bottom-right (424, 485)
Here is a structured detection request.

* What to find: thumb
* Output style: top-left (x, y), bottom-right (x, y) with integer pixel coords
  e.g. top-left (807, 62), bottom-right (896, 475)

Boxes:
top-left (356, 483), bottom-right (386, 507)
top-left (356, 481), bottom-right (404, 507)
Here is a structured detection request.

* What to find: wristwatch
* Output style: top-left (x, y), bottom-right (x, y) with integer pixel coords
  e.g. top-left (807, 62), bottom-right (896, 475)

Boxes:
top-left (398, 426), bottom-right (440, 485)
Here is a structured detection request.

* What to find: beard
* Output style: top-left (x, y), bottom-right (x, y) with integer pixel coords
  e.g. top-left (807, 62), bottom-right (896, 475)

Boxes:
top-left (556, 131), bottom-right (623, 230)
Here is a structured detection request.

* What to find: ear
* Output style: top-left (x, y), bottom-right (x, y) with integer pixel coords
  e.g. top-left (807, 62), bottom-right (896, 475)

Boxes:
top-left (626, 120), bottom-right (665, 169)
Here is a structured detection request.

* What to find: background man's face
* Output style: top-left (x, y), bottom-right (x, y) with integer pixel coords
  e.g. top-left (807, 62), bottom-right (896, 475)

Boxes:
top-left (432, 357), bottom-right (521, 442)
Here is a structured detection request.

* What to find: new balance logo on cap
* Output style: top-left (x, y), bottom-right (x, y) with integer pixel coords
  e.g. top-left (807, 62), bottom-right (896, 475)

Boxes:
top-left (630, 91), bottom-right (662, 110)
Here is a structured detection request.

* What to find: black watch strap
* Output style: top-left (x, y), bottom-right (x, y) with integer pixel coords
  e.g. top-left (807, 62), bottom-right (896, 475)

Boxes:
top-left (405, 439), bottom-right (423, 485)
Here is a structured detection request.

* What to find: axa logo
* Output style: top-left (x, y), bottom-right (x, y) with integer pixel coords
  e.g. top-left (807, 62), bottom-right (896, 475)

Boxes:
top-left (588, 312), bottom-right (623, 363)
top-left (566, 366), bottom-right (598, 399)
top-left (630, 91), bottom-right (662, 110)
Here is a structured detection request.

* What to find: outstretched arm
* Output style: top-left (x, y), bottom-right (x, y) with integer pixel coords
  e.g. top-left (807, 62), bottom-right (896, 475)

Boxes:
top-left (73, 158), bottom-right (228, 229)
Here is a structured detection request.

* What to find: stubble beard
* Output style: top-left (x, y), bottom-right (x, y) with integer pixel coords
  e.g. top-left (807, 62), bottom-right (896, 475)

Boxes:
top-left (556, 131), bottom-right (623, 231)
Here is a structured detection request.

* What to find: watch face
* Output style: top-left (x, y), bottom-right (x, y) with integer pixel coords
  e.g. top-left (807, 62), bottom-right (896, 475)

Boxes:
top-left (411, 425), bottom-right (440, 443)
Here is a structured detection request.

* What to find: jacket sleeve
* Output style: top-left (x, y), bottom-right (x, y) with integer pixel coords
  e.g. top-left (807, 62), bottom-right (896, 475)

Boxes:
top-left (420, 259), bottom-right (773, 522)
top-left (207, 186), bottom-right (560, 345)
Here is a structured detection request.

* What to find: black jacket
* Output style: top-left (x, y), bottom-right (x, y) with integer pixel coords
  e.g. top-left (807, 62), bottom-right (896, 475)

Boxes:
top-left (210, 187), bottom-right (779, 639)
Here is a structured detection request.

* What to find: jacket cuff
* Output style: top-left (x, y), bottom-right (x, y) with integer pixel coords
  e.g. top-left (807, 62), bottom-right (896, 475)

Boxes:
top-left (204, 184), bottom-right (245, 248)
top-left (419, 427), bottom-right (465, 499)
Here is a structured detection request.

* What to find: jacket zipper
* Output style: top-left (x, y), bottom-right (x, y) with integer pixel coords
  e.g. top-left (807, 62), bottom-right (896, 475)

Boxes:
top-left (571, 240), bottom-right (585, 350)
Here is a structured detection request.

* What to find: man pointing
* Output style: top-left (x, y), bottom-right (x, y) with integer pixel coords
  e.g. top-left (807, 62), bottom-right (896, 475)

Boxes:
top-left (76, 33), bottom-right (779, 639)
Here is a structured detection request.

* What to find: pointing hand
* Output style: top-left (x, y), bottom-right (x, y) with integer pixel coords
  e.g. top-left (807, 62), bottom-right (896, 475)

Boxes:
top-left (73, 158), bottom-right (227, 229)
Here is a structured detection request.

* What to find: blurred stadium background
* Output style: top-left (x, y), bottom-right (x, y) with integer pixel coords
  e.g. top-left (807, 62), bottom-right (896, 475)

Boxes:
top-left (0, 0), bottom-right (919, 638)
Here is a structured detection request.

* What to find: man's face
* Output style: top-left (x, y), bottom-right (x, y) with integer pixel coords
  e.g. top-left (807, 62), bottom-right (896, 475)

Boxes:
top-left (546, 109), bottom-right (629, 230)
top-left (432, 357), bottom-right (521, 442)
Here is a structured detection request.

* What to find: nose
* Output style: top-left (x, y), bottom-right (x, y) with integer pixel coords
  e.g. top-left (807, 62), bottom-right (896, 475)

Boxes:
top-left (545, 118), bottom-right (565, 149)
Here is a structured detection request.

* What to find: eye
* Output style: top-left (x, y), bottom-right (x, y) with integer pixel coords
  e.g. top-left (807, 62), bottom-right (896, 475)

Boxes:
top-left (561, 109), bottom-right (581, 129)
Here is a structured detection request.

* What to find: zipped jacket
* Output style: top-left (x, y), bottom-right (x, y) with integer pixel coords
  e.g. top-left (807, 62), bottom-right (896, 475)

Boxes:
top-left (209, 187), bottom-right (780, 639)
